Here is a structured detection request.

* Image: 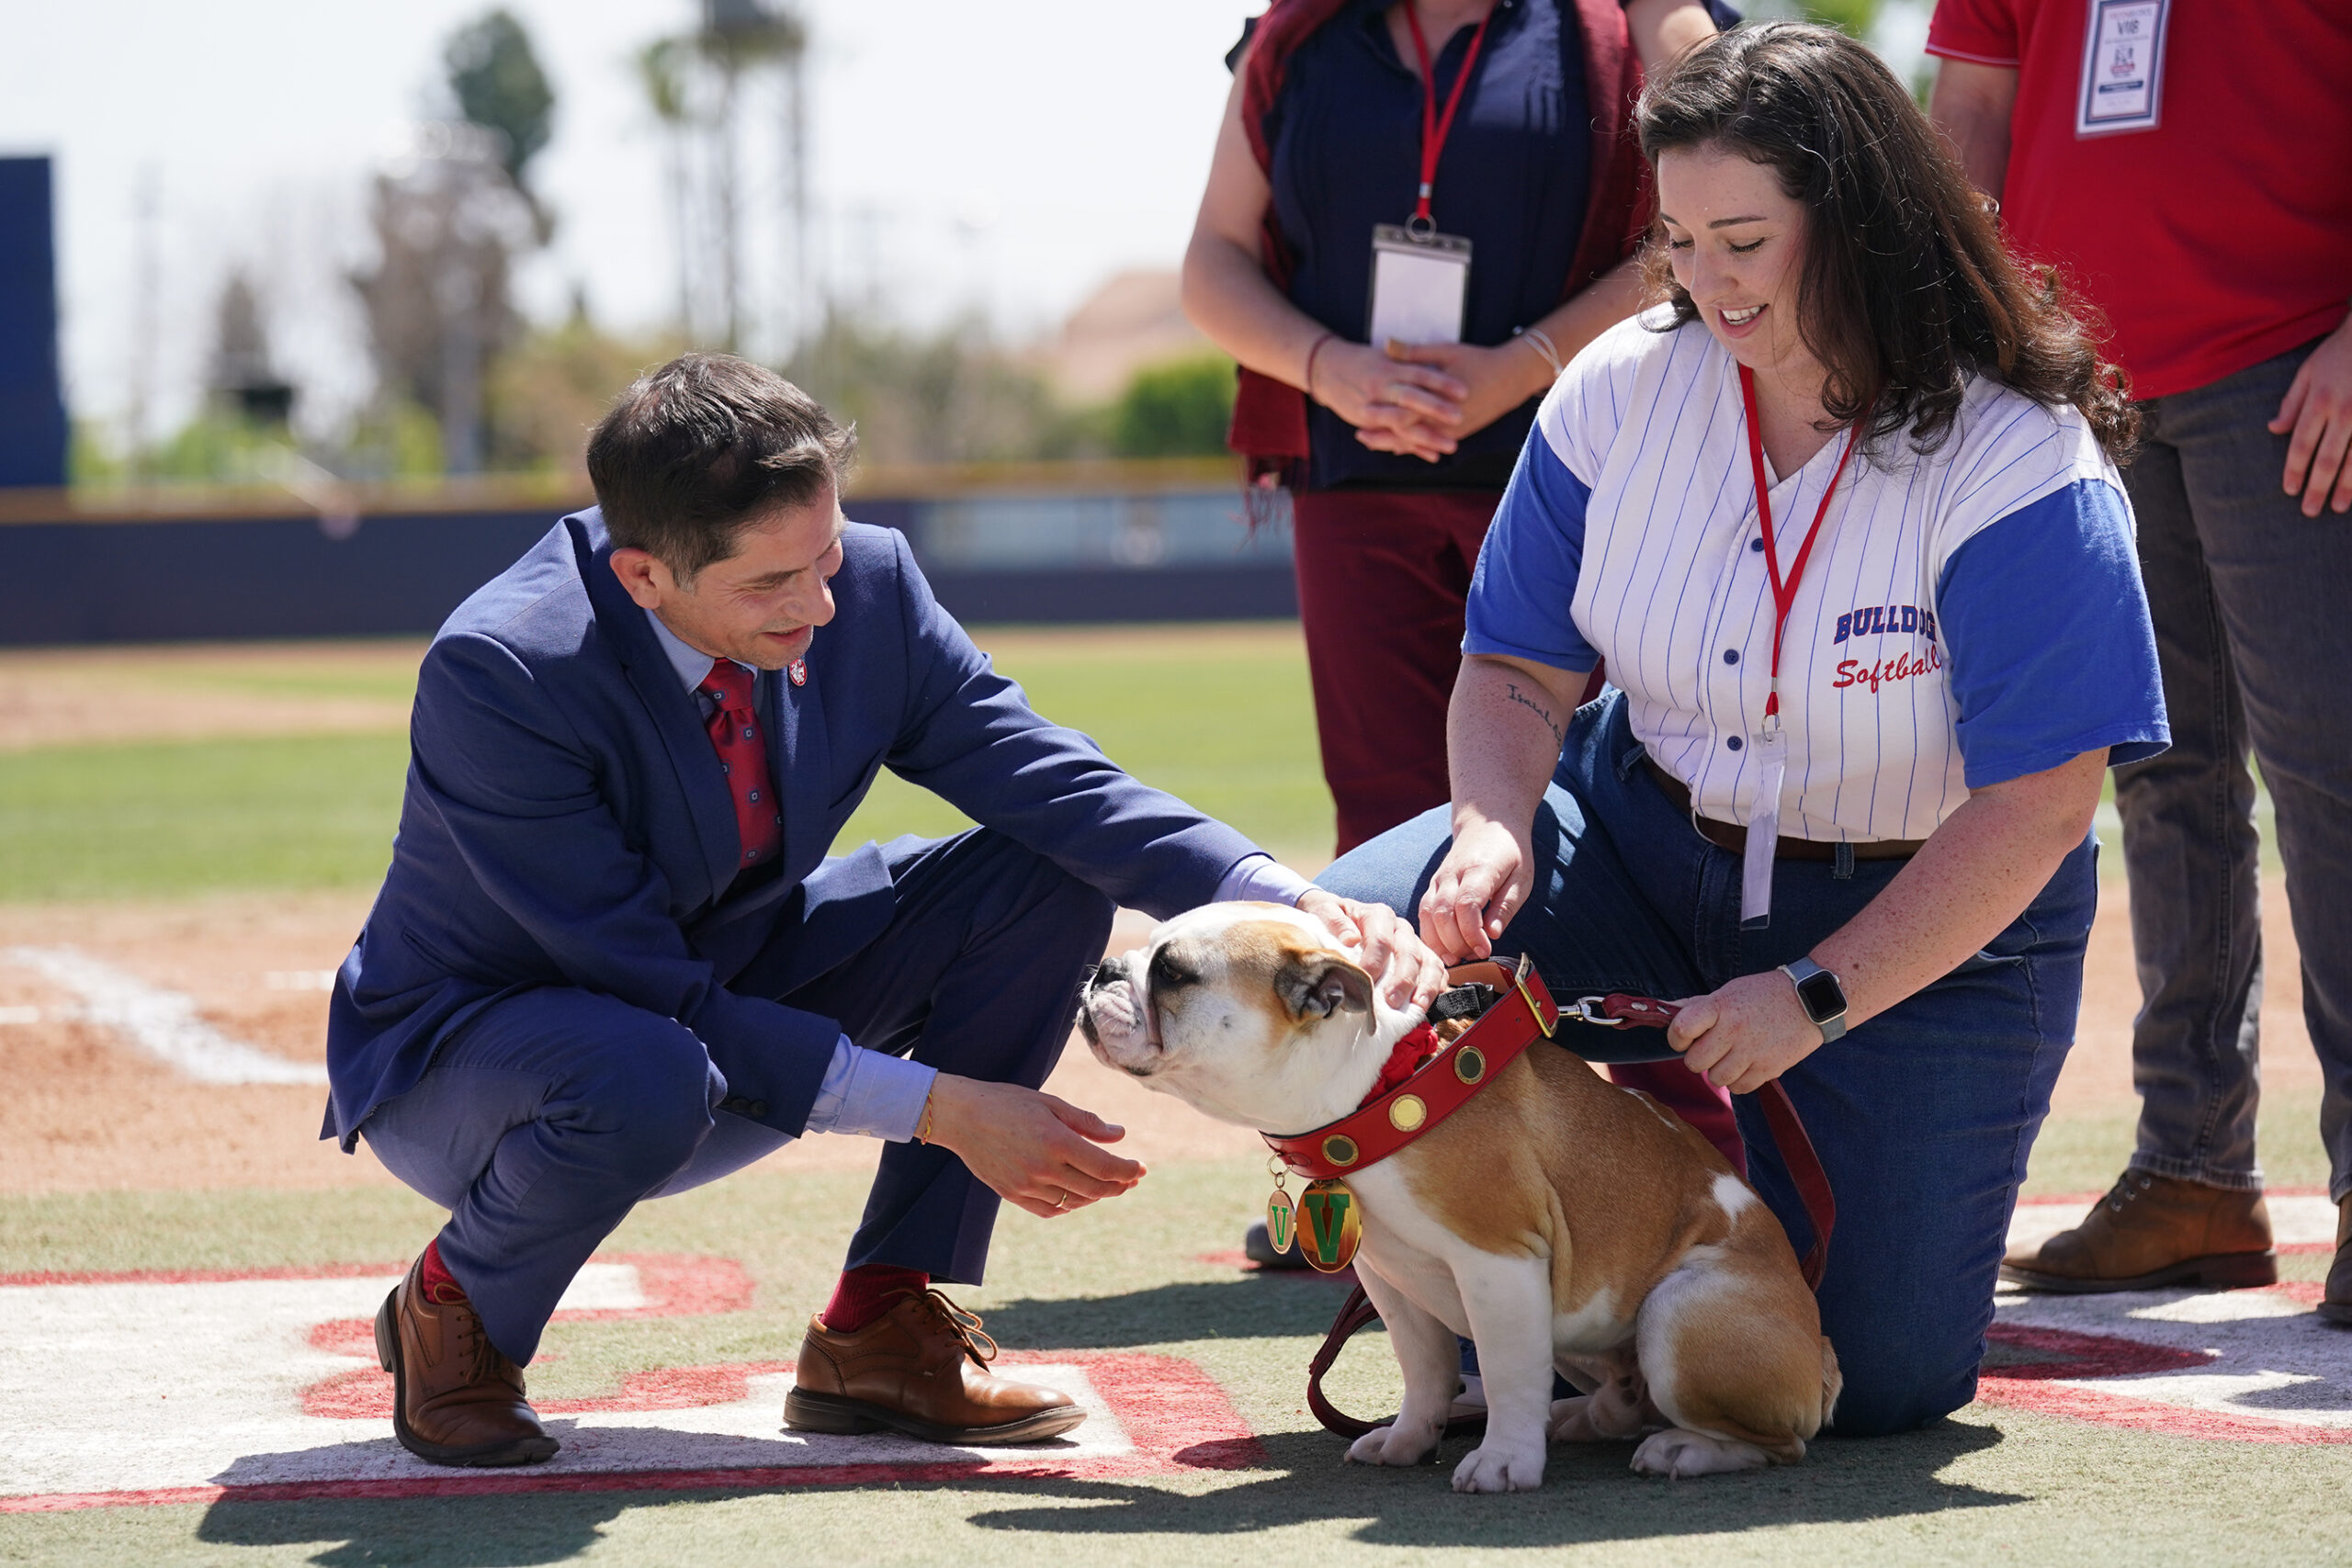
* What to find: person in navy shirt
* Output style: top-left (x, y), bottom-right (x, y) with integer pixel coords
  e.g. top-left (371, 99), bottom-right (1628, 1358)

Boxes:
top-left (1320, 24), bottom-right (2168, 1434)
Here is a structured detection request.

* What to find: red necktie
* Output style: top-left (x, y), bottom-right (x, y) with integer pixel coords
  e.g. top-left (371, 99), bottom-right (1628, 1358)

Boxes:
top-left (696, 661), bottom-right (783, 873)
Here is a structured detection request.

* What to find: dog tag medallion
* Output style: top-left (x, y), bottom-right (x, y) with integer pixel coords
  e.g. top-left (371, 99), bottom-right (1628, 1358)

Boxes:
top-left (1298, 1179), bottom-right (1362, 1272)
top-left (1265, 1185), bottom-right (1297, 1257)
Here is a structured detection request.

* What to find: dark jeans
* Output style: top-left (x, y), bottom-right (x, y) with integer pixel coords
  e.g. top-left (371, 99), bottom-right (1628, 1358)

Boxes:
top-left (2115, 335), bottom-right (2352, 1202)
top-left (1319, 694), bottom-right (2097, 1435)
top-left (362, 829), bottom-right (1113, 1364)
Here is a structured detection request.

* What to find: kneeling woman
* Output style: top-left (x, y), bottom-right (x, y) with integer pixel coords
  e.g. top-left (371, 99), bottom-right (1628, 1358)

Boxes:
top-left (1319, 21), bottom-right (2166, 1434)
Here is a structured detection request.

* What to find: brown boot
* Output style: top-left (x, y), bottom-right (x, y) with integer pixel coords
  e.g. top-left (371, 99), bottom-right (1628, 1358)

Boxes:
top-left (2001, 1170), bottom-right (2276, 1292)
top-left (2323, 1197), bottom-right (2352, 1327)
top-left (785, 1289), bottom-right (1083, 1445)
top-left (374, 1252), bottom-right (559, 1466)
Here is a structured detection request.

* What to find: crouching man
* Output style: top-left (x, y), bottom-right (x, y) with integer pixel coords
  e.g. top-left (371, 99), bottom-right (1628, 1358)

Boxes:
top-left (325, 354), bottom-right (1441, 1466)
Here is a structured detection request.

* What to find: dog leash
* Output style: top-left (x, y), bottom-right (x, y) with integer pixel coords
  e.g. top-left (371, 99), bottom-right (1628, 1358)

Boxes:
top-left (1299, 974), bottom-right (1838, 1440)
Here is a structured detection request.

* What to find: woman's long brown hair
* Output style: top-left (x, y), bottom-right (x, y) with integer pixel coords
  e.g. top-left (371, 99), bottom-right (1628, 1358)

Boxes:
top-left (1634, 22), bottom-right (2137, 462)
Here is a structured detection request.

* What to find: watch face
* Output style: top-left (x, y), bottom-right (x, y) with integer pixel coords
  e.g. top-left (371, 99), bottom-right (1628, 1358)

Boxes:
top-left (1793, 968), bottom-right (1846, 1022)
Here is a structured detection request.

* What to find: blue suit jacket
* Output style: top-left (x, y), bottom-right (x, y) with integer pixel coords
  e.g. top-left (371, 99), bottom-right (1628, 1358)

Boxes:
top-left (323, 509), bottom-right (1263, 1147)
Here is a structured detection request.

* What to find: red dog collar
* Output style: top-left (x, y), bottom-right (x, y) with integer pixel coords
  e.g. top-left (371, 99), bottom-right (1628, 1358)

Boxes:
top-left (1263, 954), bottom-right (1559, 1180)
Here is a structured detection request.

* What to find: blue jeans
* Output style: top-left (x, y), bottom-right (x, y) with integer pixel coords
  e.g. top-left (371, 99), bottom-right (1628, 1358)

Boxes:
top-left (362, 829), bottom-right (1113, 1364)
top-left (1319, 694), bottom-right (2098, 1435)
top-left (2114, 334), bottom-right (2352, 1202)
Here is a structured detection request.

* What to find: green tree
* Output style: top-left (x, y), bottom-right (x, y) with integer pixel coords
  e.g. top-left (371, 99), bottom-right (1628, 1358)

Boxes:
top-left (445, 9), bottom-right (555, 197)
top-left (1112, 354), bottom-right (1237, 457)
top-left (1799, 0), bottom-right (1877, 38)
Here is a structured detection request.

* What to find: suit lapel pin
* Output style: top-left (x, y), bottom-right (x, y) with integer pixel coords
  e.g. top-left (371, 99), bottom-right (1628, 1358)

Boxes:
top-left (788, 659), bottom-right (807, 687)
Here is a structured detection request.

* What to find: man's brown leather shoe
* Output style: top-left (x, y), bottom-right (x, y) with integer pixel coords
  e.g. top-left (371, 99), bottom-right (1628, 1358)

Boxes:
top-left (374, 1252), bottom-right (560, 1466)
top-left (2322, 1197), bottom-right (2352, 1326)
top-left (2001, 1170), bottom-right (2277, 1292)
top-left (785, 1289), bottom-right (1084, 1445)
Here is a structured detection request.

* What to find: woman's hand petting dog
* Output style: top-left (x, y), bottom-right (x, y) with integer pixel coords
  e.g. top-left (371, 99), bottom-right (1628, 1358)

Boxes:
top-left (1416, 816), bottom-right (1537, 965)
top-left (922, 1077), bottom-right (1145, 1217)
top-left (1297, 887), bottom-right (1447, 1012)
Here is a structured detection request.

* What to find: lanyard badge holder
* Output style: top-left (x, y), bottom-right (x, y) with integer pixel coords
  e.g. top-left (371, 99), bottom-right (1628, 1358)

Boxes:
top-left (1365, 6), bottom-right (1488, 348)
top-left (1737, 366), bottom-right (1862, 929)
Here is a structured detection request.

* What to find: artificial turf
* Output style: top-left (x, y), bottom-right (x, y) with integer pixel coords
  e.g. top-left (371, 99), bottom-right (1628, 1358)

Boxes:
top-left (4, 1152), bottom-right (2347, 1568)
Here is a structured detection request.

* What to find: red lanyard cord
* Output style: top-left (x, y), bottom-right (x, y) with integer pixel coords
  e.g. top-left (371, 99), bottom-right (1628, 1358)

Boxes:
top-left (1738, 365), bottom-right (1863, 724)
top-left (1401, 3), bottom-right (1494, 229)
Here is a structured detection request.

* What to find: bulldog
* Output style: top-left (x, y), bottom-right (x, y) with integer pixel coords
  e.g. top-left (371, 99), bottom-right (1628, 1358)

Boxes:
top-left (1076, 901), bottom-right (1839, 1493)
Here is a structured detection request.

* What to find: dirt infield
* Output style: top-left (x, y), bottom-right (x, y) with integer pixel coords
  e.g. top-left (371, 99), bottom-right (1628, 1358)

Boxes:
top-left (0, 642), bottom-right (421, 752)
top-left (0, 899), bottom-right (1268, 1192)
top-left (0, 877), bottom-right (2327, 1196)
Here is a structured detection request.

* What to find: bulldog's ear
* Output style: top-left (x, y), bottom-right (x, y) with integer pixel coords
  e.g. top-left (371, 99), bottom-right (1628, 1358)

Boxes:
top-left (1277, 953), bottom-right (1375, 1021)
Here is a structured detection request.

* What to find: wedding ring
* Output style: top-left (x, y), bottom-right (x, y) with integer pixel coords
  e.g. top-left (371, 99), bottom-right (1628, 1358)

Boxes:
top-left (1055, 1191), bottom-right (1071, 1210)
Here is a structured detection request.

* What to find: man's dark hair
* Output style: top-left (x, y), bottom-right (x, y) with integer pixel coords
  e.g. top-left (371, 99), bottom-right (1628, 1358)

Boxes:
top-left (1635, 22), bottom-right (2137, 461)
top-left (585, 353), bottom-right (856, 579)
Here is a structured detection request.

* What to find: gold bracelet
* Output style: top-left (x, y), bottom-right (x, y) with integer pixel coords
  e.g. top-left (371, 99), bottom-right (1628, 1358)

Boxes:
top-left (914, 1086), bottom-right (935, 1144)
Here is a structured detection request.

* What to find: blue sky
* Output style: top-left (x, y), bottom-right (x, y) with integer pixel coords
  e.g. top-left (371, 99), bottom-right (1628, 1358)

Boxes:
top-left (0, 0), bottom-right (1251, 440)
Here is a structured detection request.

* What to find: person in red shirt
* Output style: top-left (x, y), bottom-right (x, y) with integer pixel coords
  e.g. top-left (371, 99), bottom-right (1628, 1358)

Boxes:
top-left (1926, 0), bottom-right (2352, 1322)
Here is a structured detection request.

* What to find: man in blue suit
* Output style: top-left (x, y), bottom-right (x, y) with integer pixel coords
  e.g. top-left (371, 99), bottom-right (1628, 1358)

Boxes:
top-left (327, 354), bottom-right (1439, 1467)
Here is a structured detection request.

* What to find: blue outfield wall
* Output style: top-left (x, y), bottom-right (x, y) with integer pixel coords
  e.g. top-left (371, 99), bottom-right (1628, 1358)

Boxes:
top-left (0, 488), bottom-right (1298, 646)
top-left (0, 157), bottom-right (69, 489)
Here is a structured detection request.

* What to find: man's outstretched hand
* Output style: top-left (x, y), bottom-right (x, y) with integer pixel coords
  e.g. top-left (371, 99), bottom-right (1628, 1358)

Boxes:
top-left (1297, 887), bottom-right (1448, 1013)
top-left (922, 1076), bottom-right (1145, 1218)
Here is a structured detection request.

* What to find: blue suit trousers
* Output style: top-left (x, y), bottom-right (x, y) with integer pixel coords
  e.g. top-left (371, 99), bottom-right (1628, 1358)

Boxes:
top-left (362, 828), bottom-right (1114, 1363)
top-left (1317, 693), bottom-right (2098, 1435)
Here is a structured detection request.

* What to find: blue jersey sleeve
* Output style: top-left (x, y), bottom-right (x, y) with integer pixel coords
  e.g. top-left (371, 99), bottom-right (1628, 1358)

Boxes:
top-left (1463, 428), bottom-right (1600, 673)
top-left (1936, 479), bottom-right (2169, 787)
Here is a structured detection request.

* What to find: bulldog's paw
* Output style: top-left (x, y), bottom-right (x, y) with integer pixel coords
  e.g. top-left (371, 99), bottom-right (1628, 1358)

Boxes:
top-left (1631, 1427), bottom-right (1776, 1478)
top-left (1451, 1438), bottom-right (1545, 1493)
top-left (1346, 1421), bottom-right (1441, 1468)
top-left (1549, 1384), bottom-right (1647, 1442)
top-left (1547, 1394), bottom-right (1601, 1442)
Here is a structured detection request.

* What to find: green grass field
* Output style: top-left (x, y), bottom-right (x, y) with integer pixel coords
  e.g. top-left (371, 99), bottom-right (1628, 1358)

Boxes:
top-left (4, 628), bottom-right (2345, 1566)
top-left (0, 628), bottom-right (1330, 903)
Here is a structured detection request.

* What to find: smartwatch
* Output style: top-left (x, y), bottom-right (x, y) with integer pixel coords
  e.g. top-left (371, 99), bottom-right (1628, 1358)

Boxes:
top-left (1779, 956), bottom-right (1849, 1043)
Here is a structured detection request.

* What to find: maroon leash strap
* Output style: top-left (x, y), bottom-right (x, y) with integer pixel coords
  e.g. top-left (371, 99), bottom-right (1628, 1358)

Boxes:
top-left (1300, 987), bottom-right (1839, 1441)
top-left (1577, 992), bottom-right (1836, 1292)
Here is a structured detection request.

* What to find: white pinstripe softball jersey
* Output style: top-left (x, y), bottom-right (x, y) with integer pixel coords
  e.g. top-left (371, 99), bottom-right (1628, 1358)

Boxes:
top-left (1465, 308), bottom-right (2168, 843)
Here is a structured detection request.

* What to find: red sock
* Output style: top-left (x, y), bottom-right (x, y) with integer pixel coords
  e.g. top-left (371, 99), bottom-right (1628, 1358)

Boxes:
top-left (418, 1238), bottom-right (469, 1306)
top-left (822, 1264), bottom-right (928, 1333)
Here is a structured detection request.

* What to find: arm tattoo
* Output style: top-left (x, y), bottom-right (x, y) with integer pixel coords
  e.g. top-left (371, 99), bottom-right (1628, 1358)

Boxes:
top-left (1504, 682), bottom-right (1565, 750)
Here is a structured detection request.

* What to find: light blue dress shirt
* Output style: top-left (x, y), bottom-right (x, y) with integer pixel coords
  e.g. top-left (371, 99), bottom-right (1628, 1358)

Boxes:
top-left (642, 604), bottom-right (1312, 1141)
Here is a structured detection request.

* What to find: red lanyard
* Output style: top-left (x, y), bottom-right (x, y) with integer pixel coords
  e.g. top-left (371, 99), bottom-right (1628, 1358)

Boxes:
top-left (1401, 3), bottom-right (1493, 230)
top-left (1739, 365), bottom-right (1861, 727)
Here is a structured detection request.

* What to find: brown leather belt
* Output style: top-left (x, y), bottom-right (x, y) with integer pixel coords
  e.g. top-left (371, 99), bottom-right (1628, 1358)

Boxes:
top-left (1641, 756), bottom-right (1924, 862)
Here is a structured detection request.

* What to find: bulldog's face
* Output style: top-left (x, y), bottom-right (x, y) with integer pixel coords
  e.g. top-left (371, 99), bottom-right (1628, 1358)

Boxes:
top-left (1077, 901), bottom-right (1416, 1135)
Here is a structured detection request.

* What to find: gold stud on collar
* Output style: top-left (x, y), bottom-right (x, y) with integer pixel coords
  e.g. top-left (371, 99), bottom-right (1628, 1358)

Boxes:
top-left (1321, 1133), bottom-right (1360, 1168)
top-left (1453, 1045), bottom-right (1487, 1084)
top-left (1387, 1094), bottom-right (1426, 1132)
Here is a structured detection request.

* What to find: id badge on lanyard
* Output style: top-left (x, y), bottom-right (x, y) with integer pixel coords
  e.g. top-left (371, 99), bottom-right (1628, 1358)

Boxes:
top-left (1737, 367), bottom-right (1863, 929)
top-left (1369, 225), bottom-right (1470, 345)
top-left (2075, 0), bottom-right (2169, 137)
top-left (1367, 5), bottom-right (1488, 347)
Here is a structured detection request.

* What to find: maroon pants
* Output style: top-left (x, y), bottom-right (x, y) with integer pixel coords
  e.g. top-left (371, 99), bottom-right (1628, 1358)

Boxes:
top-left (1289, 486), bottom-right (1742, 1170)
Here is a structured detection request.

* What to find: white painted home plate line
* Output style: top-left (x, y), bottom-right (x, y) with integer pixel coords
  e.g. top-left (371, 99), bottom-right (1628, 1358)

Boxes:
top-left (0, 1269), bottom-right (1125, 1500)
top-left (1, 945), bottom-right (328, 1086)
